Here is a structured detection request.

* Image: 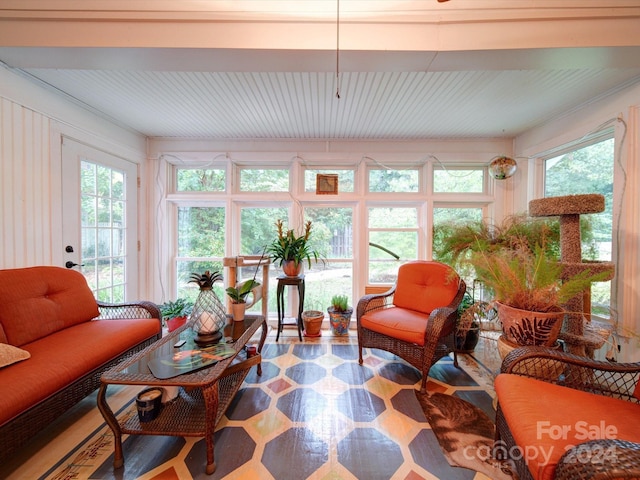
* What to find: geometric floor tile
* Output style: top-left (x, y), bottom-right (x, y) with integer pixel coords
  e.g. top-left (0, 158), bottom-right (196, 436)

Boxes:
top-left (1, 329), bottom-right (503, 480)
top-left (262, 427), bottom-right (328, 479)
top-left (336, 387), bottom-right (386, 422)
top-left (338, 427), bottom-right (403, 478)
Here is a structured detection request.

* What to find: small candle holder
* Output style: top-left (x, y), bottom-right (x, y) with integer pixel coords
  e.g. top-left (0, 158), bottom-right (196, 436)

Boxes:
top-left (136, 387), bottom-right (164, 422)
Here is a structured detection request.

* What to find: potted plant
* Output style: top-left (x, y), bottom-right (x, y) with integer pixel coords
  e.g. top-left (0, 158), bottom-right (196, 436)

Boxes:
top-left (266, 219), bottom-right (321, 277)
top-left (301, 310), bottom-right (324, 337)
top-left (468, 244), bottom-right (609, 347)
top-left (455, 292), bottom-right (479, 352)
top-left (159, 298), bottom-right (193, 332)
top-left (327, 294), bottom-right (353, 336)
top-left (226, 278), bottom-right (261, 322)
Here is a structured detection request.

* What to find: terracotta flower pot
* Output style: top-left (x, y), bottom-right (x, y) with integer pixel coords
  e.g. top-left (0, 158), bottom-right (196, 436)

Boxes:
top-left (282, 260), bottom-right (303, 277)
top-left (302, 310), bottom-right (324, 337)
top-left (231, 302), bottom-right (246, 322)
top-left (496, 301), bottom-right (564, 347)
top-left (166, 316), bottom-right (187, 332)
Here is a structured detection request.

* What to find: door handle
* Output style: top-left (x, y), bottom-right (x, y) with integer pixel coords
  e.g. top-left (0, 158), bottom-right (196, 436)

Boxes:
top-left (65, 261), bottom-right (84, 269)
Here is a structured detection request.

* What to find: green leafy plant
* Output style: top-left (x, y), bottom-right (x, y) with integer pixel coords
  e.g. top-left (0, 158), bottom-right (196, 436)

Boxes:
top-left (433, 213), bottom-right (598, 268)
top-left (329, 294), bottom-right (350, 312)
top-left (226, 279), bottom-right (260, 304)
top-left (159, 298), bottom-right (193, 319)
top-left (266, 219), bottom-right (321, 268)
top-left (469, 244), bottom-right (610, 313)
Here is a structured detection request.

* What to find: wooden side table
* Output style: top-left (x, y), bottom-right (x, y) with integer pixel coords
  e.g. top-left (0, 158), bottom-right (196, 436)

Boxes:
top-left (276, 274), bottom-right (305, 341)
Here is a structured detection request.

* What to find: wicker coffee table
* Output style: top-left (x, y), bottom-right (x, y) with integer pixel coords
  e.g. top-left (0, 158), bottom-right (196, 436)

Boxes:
top-left (97, 314), bottom-right (267, 475)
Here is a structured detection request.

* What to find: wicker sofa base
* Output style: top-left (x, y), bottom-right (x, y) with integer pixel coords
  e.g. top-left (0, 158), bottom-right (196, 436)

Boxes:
top-left (0, 290), bottom-right (161, 466)
top-left (0, 333), bottom-right (159, 464)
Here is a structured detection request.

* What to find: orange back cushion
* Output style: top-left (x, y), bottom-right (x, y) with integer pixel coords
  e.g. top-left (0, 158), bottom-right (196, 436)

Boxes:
top-left (0, 266), bottom-right (99, 346)
top-left (393, 261), bottom-right (460, 314)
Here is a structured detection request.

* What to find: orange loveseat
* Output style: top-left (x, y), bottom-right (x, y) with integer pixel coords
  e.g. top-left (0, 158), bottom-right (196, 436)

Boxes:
top-left (0, 266), bottom-right (161, 463)
top-left (495, 346), bottom-right (640, 480)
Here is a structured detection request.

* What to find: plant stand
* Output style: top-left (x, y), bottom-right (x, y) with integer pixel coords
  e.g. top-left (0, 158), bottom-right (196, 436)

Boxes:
top-left (276, 274), bottom-right (305, 341)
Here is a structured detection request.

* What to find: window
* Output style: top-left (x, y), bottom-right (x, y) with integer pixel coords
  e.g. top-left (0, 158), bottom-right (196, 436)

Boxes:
top-left (544, 137), bottom-right (614, 315)
top-left (368, 207), bottom-right (418, 283)
top-left (369, 168), bottom-right (419, 193)
top-left (80, 162), bottom-right (126, 302)
top-left (164, 155), bottom-right (497, 315)
top-left (432, 206), bottom-right (484, 282)
top-left (433, 168), bottom-right (485, 193)
top-left (304, 207), bottom-right (353, 310)
top-left (177, 168), bottom-right (225, 192)
top-left (176, 206), bottom-right (225, 300)
top-left (240, 168), bottom-right (289, 192)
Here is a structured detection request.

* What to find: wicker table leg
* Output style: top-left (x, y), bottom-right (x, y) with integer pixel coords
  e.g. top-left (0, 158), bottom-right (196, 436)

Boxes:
top-left (203, 383), bottom-right (220, 474)
top-left (256, 318), bottom-right (268, 376)
top-left (96, 383), bottom-right (124, 469)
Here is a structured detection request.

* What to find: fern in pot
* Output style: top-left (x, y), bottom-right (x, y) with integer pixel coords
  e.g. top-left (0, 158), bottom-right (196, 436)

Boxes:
top-left (469, 244), bottom-right (609, 347)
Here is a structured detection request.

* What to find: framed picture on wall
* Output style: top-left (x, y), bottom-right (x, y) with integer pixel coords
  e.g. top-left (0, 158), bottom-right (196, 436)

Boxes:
top-left (316, 174), bottom-right (338, 195)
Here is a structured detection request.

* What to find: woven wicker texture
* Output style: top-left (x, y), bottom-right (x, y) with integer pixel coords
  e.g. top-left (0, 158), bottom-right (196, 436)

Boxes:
top-left (0, 301), bottom-right (161, 465)
top-left (98, 315), bottom-right (267, 475)
top-left (495, 346), bottom-right (640, 480)
top-left (555, 439), bottom-right (640, 480)
top-left (356, 261), bottom-right (466, 393)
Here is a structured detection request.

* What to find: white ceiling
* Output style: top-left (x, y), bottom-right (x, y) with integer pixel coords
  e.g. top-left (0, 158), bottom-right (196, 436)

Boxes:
top-left (2, 1), bottom-right (640, 140)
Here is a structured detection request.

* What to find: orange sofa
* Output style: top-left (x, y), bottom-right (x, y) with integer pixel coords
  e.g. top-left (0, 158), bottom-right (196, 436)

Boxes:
top-left (0, 266), bottom-right (161, 462)
top-left (495, 346), bottom-right (640, 480)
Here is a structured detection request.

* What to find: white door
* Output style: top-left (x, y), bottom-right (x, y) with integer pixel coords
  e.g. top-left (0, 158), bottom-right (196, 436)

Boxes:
top-left (61, 137), bottom-right (139, 302)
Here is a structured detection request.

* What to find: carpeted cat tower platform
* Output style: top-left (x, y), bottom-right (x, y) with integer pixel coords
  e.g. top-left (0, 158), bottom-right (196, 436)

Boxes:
top-left (529, 194), bottom-right (615, 357)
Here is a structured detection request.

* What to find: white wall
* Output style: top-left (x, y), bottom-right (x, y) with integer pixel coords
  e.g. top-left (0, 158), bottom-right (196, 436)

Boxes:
top-left (515, 82), bottom-right (640, 362)
top-left (0, 66), bottom-right (151, 294)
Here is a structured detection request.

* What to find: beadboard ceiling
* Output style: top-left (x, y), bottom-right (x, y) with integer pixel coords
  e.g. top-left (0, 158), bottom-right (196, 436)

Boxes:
top-left (2, 1), bottom-right (640, 140)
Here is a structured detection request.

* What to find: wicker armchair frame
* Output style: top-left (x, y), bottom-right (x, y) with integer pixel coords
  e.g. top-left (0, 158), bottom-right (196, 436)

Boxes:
top-left (495, 346), bottom-right (640, 480)
top-left (0, 300), bottom-right (161, 464)
top-left (356, 277), bottom-right (466, 393)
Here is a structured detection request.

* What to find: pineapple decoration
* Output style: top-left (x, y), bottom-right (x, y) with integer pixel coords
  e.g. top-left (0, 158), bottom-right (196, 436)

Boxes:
top-left (189, 270), bottom-right (227, 346)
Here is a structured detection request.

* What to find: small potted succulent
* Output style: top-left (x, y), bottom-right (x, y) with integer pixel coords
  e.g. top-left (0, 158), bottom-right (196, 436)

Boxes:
top-left (159, 298), bottom-right (193, 332)
top-left (327, 294), bottom-right (353, 336)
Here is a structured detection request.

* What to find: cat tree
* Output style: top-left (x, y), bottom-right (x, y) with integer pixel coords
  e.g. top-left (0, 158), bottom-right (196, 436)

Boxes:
top-left (528, 194), bottom-right (615, 357)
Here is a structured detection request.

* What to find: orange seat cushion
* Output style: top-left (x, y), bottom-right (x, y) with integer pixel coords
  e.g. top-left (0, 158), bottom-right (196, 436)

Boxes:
top-left (392, 261), bottom-right (460, 315)
top-left (0, 318), bottom-right (160, 426)
top-left (495, 374), bottom-right (640, 480)
top-left (360, 307), bottom-right (430, 345)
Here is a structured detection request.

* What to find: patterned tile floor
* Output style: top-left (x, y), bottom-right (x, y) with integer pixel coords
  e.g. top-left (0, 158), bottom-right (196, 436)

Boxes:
top-left (1, 327), bottom-right (503, 480)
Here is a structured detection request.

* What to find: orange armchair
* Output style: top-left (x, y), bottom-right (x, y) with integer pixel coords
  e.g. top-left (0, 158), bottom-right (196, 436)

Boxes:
top-left (357, 260), bottom-right (466, 393)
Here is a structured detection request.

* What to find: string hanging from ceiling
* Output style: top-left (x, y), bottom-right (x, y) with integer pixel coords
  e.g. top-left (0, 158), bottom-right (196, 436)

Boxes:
top-left (336, 0), bottom-right (341, 99)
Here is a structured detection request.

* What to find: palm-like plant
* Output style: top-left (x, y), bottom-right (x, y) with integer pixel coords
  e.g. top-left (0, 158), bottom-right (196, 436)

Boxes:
top-left (469, 245), bottom-right (609, 313)
top-left (267, 219), bottom-right (320, 268)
